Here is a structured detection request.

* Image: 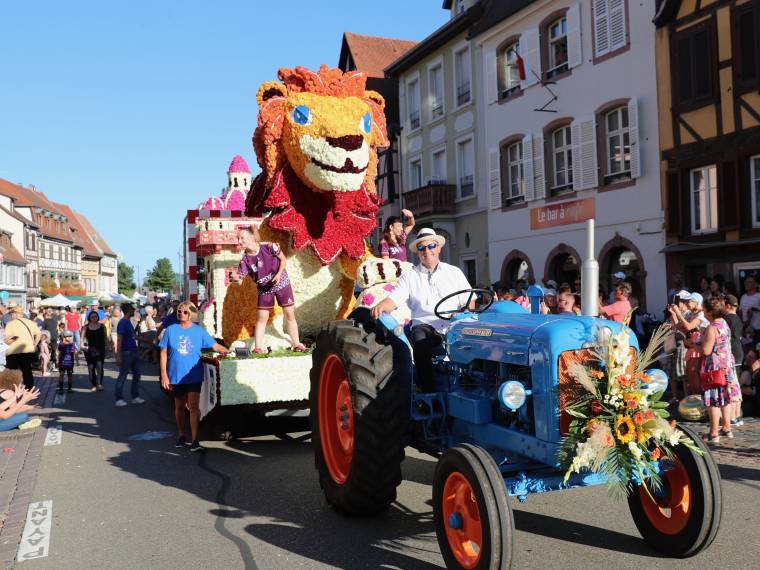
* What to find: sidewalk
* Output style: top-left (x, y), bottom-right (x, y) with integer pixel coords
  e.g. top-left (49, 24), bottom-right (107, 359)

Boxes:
top-left (0, 377), bottom-right (56, 568)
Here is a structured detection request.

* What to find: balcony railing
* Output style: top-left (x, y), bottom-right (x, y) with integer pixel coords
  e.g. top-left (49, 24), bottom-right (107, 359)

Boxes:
top-left (431, 101), bottom-right (444, 119)
top-left (457, 82), bottom-right (471, 106)
top-left (409, 110), bottom-right (420, 130)
top-left (459, 174), bottom-right (474, 197)
top-left (403, 183), bottom-right (456, 217)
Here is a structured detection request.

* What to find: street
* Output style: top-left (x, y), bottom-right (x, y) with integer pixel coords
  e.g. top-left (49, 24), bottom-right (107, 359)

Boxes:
top-left (1, 360), bottom-right (755, 569)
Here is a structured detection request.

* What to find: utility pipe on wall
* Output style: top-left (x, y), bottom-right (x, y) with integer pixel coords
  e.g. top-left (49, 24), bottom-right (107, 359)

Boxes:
top-left (581, 219), bottom-right (599, 317)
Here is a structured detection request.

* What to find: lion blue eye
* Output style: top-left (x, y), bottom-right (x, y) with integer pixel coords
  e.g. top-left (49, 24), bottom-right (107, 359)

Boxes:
top-left (292, 105), bottom-right (312, 126)
top-left (360, 112), bottom-right (372, 133)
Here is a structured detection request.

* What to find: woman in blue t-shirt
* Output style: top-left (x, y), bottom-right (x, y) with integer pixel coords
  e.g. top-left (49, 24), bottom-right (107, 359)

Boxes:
top-left (158, 301), bottom-right (229, 452)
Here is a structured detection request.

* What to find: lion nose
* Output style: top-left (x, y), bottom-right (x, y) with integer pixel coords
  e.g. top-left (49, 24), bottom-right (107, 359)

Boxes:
top-left (326, 134), bottom-right (364, 151)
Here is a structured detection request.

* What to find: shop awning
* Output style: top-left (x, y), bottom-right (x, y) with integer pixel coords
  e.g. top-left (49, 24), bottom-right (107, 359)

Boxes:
top-left (660, 237), bottom-right (760, 253)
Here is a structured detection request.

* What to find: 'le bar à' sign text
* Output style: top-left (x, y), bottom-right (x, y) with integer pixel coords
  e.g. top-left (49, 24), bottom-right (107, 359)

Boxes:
top-left (530, 198), bottom-right (595, 230)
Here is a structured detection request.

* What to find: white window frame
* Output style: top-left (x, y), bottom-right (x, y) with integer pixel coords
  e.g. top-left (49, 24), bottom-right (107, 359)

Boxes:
top-left (505, 141), bottom-right (525, 200)
top-left (606, 106), bottom-right (631, 177)
top-left (406, 73), bottom-right (421, 132)
top-left (456, 135), bottom-right (475, 199)
top-left (427, 57), bottom-right (445, 122)
top-left (750, 155), bottom-right (760, 227)
top-left (453, 41), bottom-right (472, 109)
top-left (547, 16), bottom-right (569, 76)
top-left (501, 42), bottom-right (521, 97)
top-left (408, 156), bottom-right (423, 191)
top-left (690, 165), bottom-right (718, 235)
top-left (430, 146), bottom-right (447, 184)
top-left (551, 126), bottom-right (573, 190)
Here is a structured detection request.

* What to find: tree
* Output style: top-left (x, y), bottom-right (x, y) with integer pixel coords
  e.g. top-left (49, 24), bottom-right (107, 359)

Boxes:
top-left (145, 258), bottom-right (176, 292)
top-left (118, 263), bottom-right (136, 295)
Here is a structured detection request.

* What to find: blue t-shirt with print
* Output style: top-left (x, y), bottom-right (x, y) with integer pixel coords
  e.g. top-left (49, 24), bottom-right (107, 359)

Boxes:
top-left (117, 318), bottom-right (138, 352)
top-left (158, 324), bottom-right (216, 385)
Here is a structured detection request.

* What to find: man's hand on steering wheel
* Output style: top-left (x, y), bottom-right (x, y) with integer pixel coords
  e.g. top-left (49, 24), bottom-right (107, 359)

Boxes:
top-left (434, 288), bottom-right (494, 320)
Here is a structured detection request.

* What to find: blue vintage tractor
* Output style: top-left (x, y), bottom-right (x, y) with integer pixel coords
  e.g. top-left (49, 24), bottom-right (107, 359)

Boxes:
top-left (309, 289), bottom-right (721, 569)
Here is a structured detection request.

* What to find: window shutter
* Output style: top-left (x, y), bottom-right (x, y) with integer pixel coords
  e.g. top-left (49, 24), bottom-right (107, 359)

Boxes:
top-left (522, 134), bottom-right (535, 201)
top-left (489, 149), bottom-right (502, 209)
top-left (628, 97), bottom-right (641, 178)
top-left (485, 49), bottom-right (498, 104)
top-left (571, 116), bottom-right (599, 191)
top-left (520, 29), bottom-right (540, 88)
top-left (533, 133), bottom-right (546, 200)
top-left (567, 3), bottom-right (583, 69)
top-left (593, 0), bottom-right (610, 57)
top-left (609, 0), bottom-right (627, 51)
top-left (665, 171), bottom-right (681, 236)
top-left (720, 160), bottom-right (740, 229)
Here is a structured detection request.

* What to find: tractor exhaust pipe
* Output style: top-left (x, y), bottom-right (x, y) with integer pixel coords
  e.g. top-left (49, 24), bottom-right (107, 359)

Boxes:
top-left (581, 219), bottom-right (599, 317)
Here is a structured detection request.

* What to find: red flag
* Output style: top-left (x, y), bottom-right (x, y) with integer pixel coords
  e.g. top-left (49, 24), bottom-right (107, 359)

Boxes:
top-left (515, 51), bottom-right (527, 81)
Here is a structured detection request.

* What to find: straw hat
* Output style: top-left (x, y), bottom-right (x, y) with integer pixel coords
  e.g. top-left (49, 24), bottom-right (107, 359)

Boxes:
top-left (408, 228), bottom-right (446, 251)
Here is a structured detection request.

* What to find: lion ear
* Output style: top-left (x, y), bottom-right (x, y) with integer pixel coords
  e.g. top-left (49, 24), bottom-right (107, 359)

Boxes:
top-left (365, 90), bottom-right (385, 110)
top-left (257, 81), bottom-right (287, 106)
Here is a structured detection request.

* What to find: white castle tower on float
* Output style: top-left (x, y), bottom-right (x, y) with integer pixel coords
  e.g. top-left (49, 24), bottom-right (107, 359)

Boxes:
top-left (190, 155), bottom-right (260, 338)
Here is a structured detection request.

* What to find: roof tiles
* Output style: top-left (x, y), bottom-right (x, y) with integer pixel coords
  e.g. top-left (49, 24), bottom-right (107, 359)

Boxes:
top-left (342, 32), bottom-right (417, 78)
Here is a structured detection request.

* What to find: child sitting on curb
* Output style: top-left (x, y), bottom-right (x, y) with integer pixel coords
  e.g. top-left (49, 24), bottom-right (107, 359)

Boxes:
top-left (0, 369), bottom-right (41, 431)
top-left (236, 226), bottom-right (305, 354)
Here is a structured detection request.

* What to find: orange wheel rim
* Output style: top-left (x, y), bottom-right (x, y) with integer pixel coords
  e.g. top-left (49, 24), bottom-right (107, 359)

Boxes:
top-left (318, 354), bottom-right (354, 484)
top-left (639, 456), bottom-right (692, 535)
top-left (442, 471), bottom-right (483, 569)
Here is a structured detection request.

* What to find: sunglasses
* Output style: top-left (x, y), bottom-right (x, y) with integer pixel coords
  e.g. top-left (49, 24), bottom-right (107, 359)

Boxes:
top-left (416, 243), bottom-right (438, 252)
top-left (178, 310), bottom-right (191, 315)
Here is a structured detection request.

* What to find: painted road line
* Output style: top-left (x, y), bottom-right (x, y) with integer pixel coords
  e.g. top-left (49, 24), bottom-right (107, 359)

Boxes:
top-left (17, 500), bottom-right (53, 562)
top-left (53, 392), bottom-right (66, 406)
top-left (44, 424), bottom-right (63, 446)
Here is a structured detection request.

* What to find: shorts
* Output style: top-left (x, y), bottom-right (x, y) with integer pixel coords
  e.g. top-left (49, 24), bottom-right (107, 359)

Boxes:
top-left (258, 283), bottom-right (295, 310)
top-left (169, 382), bottom-right (203, 397)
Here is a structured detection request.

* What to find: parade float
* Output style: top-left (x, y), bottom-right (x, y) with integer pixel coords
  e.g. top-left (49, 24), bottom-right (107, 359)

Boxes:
top-left (185, 65), bottom-right (390, 434)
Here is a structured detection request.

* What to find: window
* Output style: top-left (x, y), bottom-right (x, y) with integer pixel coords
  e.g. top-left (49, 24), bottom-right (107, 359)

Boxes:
top-left (407, 78), bottom-right (420, 130)
top-left (673, 21), bottom-right (715, 109)
top-left (690, 165), bottom-right (718, 234)
top-left (454, 46), bottom-right (471, 106)
top-left (501, 141), bottom-right (524, 203)
top-left (499, 42), bottom-right (521, 98)
top-left (605, 106), bottom-right (631, 179)
top-left (593, 0), bottom-right (628, 58)
top-left (751, 156), bottom-right (760, 227)
top-left (409, 158), bottom-right (423, 190)
top-left (233, 177), bottom-right (239, 187)
top-left (551, 126), bottom-right (573, 191)
top-left (463, 258), bottom-right (477, 286)
top-left (428, 63), bottom-right (444, 120)
top-left (431, 148), bottom-right (447, 183)
top-left (457, 138), bottom-right (474, 198)
top-left (547, 17), bottom-right (569, 78)
top-left (734, 3), bottom-right (760, 92)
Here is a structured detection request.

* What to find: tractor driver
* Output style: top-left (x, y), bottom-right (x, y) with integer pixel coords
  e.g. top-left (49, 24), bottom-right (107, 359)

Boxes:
top-left (371, 228), bottom-right (473, 392)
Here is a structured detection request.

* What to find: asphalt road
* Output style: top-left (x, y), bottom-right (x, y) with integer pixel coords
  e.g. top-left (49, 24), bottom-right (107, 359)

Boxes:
top-left (17, 361), bottom-right (760, 569)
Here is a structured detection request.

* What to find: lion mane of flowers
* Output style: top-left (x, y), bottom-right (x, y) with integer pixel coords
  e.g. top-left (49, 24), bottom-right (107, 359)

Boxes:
top-left (221, 65), bottom-right (389, 348)
top-left (556, 325), bottom-right (701, 498)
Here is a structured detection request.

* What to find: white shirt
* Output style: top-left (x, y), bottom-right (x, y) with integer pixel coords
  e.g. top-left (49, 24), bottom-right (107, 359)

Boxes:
top-left (740, 291), bottom-right (760, 329)
top-left (389, 262), bottom-right (473, 331)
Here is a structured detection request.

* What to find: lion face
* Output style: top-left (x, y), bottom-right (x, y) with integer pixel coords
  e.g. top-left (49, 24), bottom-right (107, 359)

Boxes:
top-left (254, 66), bottom-right (388, 194)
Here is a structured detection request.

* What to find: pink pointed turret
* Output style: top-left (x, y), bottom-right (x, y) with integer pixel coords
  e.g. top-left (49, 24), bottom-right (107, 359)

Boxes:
top-left (228, 155), bottom-right (250, 174)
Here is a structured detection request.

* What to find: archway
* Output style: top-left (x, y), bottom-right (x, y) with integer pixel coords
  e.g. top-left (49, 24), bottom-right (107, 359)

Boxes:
top-left (543, 243), bottom-right (581, 288)
top-left (500, 249), bottom-right (534, 286)
top-left (599, 236), bottom-right (647, 310)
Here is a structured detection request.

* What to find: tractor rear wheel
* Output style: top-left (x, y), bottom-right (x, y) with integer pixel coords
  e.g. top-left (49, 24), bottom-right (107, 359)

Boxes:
top-left (310, 320), bottom-right (406, 515)
top-left (433, 445), bottom-right (514, 569)
top-left (628, 424), bottom-right (722, 557)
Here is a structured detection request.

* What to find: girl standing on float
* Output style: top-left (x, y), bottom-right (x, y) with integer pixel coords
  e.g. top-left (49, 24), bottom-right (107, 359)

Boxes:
top-left (236, 225), bottom-right (305, 353)
top-left (379, 209), bottom-right (415, 262)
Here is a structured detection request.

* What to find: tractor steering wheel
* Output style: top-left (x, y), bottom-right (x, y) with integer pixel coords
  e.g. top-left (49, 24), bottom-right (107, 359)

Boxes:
top-left (434, 288), bottom-right (495, 321)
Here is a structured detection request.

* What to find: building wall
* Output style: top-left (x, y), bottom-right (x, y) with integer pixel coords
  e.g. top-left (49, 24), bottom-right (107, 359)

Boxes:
top-left (81, 258), bottom-right (100, 295)
top-left (478, 0), bottom-right (667, 311)
top-left (398, 29), bottom-right (490, 284)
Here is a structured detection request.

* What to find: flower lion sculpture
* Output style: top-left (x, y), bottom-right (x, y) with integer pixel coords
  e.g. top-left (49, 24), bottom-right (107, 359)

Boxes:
top-left (557, 325), bottom-right (702, 498)
top-left (222, 65), bottom-right (388, 347)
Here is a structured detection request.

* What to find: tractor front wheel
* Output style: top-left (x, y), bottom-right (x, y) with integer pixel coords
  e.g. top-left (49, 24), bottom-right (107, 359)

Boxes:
top-left (433, 445), bottom-right (514, 569)
top-left (628, 424), bottom-right (722, 557)
top-left (310, 320), bottom-right (406, 515)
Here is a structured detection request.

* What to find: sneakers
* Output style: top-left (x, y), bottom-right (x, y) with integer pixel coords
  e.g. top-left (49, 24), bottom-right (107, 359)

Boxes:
top-left (131, 397), bottom-right (146, 405)
top-left (18, 418), bottom-right (42, 430)
top-left (56, 387), bottom-right (65, 395)
top-left (97, 384), bottom-right (104, 391)
top-left (731, 418), bottom-right (744, 427)
top-left (175, 435), bottom-right (188, 448)
top-left (114, 399), bottom-right (128, 407)
top-left (189, 441), bottom-right (205, 453)
top-left (67, 387), bottom-right (73, 393)
top-left (720, 428), bottom-right (734, 439)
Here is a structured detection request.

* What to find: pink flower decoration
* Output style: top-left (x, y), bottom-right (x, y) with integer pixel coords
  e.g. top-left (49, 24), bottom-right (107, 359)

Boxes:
top-left (223, 188), bottom-right (248, 211)
top-left (361, 293), bottom-right (375, 306)
top-left (384, 283), bottom-right (394, 292)
top-left (228, 155), bottom-right (250, 173)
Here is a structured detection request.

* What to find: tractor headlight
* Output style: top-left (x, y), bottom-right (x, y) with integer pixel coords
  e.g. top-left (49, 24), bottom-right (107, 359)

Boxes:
top-left (499, 381), bottom-right (530, 411)
top-left (645, 369), bottom-right (668, 394)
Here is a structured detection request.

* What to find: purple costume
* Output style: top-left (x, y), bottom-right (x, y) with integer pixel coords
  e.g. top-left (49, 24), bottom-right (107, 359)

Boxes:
top-left (379, 231), bottom-right (407, 262)
top-left (238, 242), bottom-right (295, 309)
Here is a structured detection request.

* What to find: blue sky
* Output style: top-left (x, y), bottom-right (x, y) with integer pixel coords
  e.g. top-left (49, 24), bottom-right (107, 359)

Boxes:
top-left (0, 1), bottom-right (447, 284)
